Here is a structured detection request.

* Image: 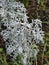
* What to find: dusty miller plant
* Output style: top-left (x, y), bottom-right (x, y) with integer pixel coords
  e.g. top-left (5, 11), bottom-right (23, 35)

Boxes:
top-left (0, 0), bottom-right (44, 65)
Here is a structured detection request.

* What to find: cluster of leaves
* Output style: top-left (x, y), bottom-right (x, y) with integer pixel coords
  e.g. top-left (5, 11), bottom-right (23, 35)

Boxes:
top-left (0, 0), bottom-right (49, 65)
top-left (16, 0), bottom-right (49, 65)
top-left (0, 0), bottom-right (44, 65)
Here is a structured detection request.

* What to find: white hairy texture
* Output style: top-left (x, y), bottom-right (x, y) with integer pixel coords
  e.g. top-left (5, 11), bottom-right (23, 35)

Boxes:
top-left (0, 0), bottom-right (44, 65)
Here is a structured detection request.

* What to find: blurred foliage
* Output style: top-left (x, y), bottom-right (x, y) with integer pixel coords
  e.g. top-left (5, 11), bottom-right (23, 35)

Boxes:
top-left (17, 0), bottom-right (49, 22)
top-left (0, 48), bottom-right (3, 52)
top-left (0, 0), bottom-right (49, 65)
top-left (0, 54), bottom-right (8, 65)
